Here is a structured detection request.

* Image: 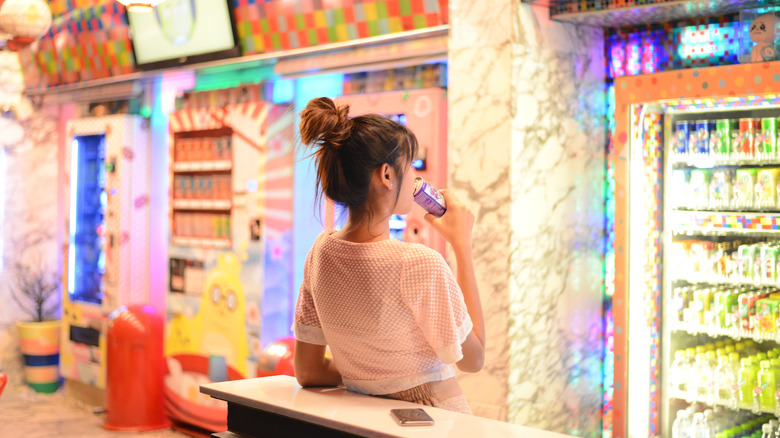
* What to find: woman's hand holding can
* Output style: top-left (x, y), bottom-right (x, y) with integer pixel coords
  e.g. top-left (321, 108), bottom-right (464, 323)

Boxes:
top-left (423, 189), bottom-right (474, 251)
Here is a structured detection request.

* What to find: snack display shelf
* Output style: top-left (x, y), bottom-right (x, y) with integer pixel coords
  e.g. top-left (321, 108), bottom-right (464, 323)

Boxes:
top-left (170, 236), bottom-right (232, 249)
top-left (172, 160), bottom-right (232, 172)
top-left (172, 199), bottom-right (232, 210)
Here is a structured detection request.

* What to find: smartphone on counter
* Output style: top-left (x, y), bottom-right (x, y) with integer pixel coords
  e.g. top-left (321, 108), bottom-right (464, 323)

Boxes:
top-left (389, 408), bottom-right (435, 426)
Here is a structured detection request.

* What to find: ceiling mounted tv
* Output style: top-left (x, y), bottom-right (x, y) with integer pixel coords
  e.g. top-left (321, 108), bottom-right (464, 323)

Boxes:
top-left (127, 0), bottom-right (241, 71)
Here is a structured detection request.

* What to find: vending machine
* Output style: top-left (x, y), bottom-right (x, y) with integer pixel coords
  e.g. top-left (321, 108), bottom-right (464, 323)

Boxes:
top-left (611, 60), bottom-right (780, 437)
top-left (334, 88), bottom-right (448, 255)
top-left (163, 100), bottom-right (295, 431)
top-left (61, 115), bottom-right (151, 392)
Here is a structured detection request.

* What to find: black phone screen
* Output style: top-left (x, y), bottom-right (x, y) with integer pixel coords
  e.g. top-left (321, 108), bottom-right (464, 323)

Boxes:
top-left (389, 408), bottom-right (435, 426)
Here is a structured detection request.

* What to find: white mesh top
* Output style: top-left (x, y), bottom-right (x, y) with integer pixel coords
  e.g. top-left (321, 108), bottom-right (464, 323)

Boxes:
top-left (293, 229), bottom-right (473, 395)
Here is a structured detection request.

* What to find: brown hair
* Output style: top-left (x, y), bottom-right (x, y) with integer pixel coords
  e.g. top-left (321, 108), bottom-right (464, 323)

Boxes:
top-left (299, 97), bottom-right (419, 222)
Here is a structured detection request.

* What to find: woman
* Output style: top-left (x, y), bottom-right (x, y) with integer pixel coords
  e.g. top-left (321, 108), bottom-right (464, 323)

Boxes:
top-left (292, 97), bottom-right (485, 413)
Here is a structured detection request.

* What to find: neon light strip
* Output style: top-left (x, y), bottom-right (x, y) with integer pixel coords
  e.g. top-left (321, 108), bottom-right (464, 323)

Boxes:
top-left (643, 111), bottom-right (663, 437)
top-left (67, 139), bottom-right (78, 296)
top-left (627, 104), bottom-right (651, 437)
top-left (603, 82), bottom-right (616, 438)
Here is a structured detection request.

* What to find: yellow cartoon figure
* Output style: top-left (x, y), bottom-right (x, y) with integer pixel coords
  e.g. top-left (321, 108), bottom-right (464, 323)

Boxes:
top-left (195, 252), bottom-right (249, 377)
top-left (164, 312), bottom-right (199, 356)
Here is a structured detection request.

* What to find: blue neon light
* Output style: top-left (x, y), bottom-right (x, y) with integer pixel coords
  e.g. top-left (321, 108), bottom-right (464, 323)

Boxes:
top-left (677, 23), bottom-right (739, 61)
top-left (67, 139), bottom-right (78, 296)
top-left (272, 79), bottom-right (295, 104)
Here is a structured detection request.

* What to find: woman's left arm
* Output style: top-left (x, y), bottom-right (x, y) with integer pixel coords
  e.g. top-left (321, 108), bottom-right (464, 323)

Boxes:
top-left (294, 340), bottom-right (343, 387)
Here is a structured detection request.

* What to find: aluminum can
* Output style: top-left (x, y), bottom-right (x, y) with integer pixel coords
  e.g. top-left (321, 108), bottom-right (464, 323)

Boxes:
top-left (759, 117), bottom-right (778, 157)
top-left (695, 120), bottom-right (711, 154)
top-left (675, 121), bottom-right (691, 154)
top-left (714, 119), bottom-right (738, 156)
top-left (412, 177), bottom-right (446, 217)
top-left (738, 118), bottom-right (760, 156)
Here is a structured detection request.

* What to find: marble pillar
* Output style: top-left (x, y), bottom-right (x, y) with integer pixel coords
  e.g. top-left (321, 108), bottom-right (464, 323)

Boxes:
top-left (448, 0), bottom-right (514, 421)
top-left (449, 1), bottom-right (605, 436)
top-left (0, 106), bottom-right (62, 389)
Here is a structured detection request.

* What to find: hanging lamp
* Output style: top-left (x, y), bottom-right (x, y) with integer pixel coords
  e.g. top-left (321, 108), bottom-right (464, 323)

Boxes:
top-left (115, 0), bottom-right (166, 13)
top-left (0, 0), bottom-right (53, 51)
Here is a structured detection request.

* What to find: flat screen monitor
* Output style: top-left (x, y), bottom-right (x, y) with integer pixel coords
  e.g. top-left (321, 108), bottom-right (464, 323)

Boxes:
top-left (127, 0), bottom-right (240, 71)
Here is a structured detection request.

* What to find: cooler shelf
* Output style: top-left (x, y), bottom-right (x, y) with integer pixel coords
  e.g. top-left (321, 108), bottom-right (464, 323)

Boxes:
top-left (172, 199), bottom-right (232, 210)
top-left (669, 211), bottom-right (780, 234)
top-left (671, 322), bottom-right (780, 344)
top-left (670, 155), bottom-right (780, 168)
top-left (667, 390), bottom-right (779, 416)
top-left (172, 160), bottom-right (232, 172)
top-left (170, 236), bottom-right (232, 248)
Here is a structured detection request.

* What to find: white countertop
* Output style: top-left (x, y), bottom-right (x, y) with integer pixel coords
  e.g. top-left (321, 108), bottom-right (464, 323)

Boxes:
top-left (200, 376), bottom-right (576, 438)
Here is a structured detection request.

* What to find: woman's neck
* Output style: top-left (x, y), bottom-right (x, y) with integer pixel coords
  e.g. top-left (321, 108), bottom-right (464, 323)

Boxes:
top-left (333, 214), bottom-right (390, 243)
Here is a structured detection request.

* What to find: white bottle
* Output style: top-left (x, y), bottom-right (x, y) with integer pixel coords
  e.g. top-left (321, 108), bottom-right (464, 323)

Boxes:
top-left (703, 409), bottom-right (718, 436)
top-left (671, 350), bottom-right (689, 398)
top-left (690, 412), bottom-right (710, 438)
top-left (712, 405), bottom-right (729, 430)
top-left (672, 410), bottom-right (692, 438)
top-left (713, 353), bottom-right (736, 407)
top-left (763, 423), bottom-right (774, 438)
top-left (695, 353), bottom-right (713, 401)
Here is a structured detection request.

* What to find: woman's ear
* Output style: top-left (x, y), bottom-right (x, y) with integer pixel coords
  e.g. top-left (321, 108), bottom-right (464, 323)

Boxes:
top-left (376, 163), bottom-right (394, 190)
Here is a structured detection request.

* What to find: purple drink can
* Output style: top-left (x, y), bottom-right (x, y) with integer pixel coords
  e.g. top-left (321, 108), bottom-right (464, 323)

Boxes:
top-left (413, 177), bottom-right (446, 217)
top-left (675, 121), bottom-right (691, 154)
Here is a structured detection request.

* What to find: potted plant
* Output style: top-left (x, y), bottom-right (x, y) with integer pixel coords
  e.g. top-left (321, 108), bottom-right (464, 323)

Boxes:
top-left (9, 259), bottom-right (62, 393)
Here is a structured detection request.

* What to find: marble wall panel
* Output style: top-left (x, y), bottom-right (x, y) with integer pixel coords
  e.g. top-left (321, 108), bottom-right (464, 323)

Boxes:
top-left (449, 0), bottom-right (606, 434)
top-left (448, 0), bottom-right (514, 421)
top-left (508, 4), bottom-right (605, 437)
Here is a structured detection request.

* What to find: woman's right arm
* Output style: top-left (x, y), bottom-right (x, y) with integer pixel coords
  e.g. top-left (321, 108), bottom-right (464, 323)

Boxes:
top-left (425, 189), bottom-right (485, 373)
top-left (294, 340), bottom-right (343, 387)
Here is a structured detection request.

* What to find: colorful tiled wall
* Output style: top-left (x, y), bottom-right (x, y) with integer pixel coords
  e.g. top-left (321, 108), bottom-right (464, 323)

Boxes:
top-left (20, 0), bottom-right (135, 89)
top-left (19, 0), bottom-right (448, 89)
top-left (232, 0), bottom-right (448, 55)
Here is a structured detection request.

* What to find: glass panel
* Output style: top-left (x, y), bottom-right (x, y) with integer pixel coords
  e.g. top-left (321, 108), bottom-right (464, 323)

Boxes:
top-left (68, 134), bottom-right (106, 305)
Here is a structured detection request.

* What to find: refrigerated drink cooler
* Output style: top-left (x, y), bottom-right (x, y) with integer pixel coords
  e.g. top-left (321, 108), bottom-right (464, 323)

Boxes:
top-left (610, 60), bottom-right (780, 438)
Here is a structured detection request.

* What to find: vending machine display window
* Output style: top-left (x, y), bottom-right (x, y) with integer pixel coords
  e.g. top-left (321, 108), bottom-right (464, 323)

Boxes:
top-left (67, 134), bottom-right (107, 305)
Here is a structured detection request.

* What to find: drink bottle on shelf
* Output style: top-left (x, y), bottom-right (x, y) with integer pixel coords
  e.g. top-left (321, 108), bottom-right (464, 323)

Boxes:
top-left (714, 352), bottom-right (740, 408)
top-left (758, 360), bottom-right (777, 412)
top-left (704, 409), bottom-right (719, 436)
top-left (672, 349), bottom-right (690, 398)
top-left (764, 423), bottom-right (775, 438)
top-left (673, 410), bottom-right (692, 438)
top-left (697, 353), bottom-right (714, 401)
top-left (691, 411), bottom-right (710, 438)
top-left (741, 357), bottom-right (759, 409)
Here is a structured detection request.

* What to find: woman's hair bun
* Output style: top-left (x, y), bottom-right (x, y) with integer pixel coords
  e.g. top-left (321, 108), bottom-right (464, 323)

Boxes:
top-left (299, 97), bottom-right (352, 150)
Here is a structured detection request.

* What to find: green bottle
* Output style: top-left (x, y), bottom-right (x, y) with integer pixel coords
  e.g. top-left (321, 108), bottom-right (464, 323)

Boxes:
top-left (758, 360), bottom-right (776, 411)
top-left (740, 357), bottom-right (757, 408)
